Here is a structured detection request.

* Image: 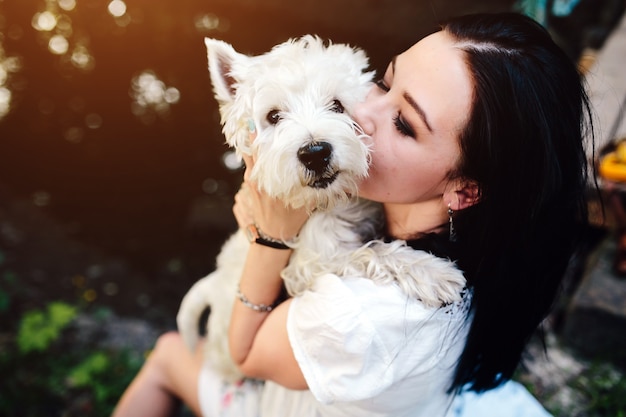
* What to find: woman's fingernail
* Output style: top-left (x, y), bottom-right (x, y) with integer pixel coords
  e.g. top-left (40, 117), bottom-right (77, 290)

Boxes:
top-left (247, 118), bottom-right (256, 133)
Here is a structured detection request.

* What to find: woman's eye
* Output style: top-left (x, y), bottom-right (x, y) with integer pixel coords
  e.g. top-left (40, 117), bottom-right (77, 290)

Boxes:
top-left (375, 79), bottom-right (390, 92)
top-left (393, 113), bottom-right (415, 138)
top-left (266, 109), bottom-right (282, 125)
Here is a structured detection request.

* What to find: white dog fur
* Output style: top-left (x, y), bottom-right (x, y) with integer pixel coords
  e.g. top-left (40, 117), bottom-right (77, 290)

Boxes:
top-left (177, 35), bottom-right (466, 382)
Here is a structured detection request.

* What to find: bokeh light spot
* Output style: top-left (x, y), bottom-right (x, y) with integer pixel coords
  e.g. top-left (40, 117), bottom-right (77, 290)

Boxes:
top-left (71, 45), bottom-right (95, 70)
top-left (3, 57), bottom-right (21, 74)
top-left (108, 0), bottom-right (127, 18)
top-left (167, 258), bottom-right (182, 274)
top-left (48, 34), bottom-right (69, 55)
top-left (131, 70), bottom-right (180, 123)
top-left (222, 150), bottom-right (243, 171)
top-left (85, 113), bottom-right (103, 129)
top-left (0, 43), bottom-right (20, 120)
top-left (58, 0), bottom-right (77, 11)
top-left (0, 88), bottom-right (11, 119)
top-left (32, 11), bottom-right (58, 32)
top-left (55, 14), bottom-right (73, 36)
top-left (195, 13), bottom-right (220, 31)
top-left (83, 289), bottom-right (97, 302)
top-left (103, 282), bottom-right (119, 296)
top-left (164, 87), bottom-right (180, 104)
top-left (202, 178), bottom-right (219, 194)
top-left (64, 126), bottom-right (84, 143)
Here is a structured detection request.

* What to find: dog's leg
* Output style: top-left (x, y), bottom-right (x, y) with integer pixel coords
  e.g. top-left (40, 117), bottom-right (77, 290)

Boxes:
top-left (342, 240), bottom-right (467, 308)
top-left (177, 273), bottom-right (219, 351)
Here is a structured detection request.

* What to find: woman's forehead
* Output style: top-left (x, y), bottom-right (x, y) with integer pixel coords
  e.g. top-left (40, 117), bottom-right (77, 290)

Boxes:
top-left (396, 32), bottom-right (473, 135)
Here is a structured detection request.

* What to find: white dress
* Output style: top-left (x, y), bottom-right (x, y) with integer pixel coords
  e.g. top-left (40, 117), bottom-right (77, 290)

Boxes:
top-left (199, 267), bottom-right (473, 417)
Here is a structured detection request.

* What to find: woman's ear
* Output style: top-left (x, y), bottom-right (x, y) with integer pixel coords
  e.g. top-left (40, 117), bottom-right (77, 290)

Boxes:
top-left (445, 180), bottom-right (481, 211)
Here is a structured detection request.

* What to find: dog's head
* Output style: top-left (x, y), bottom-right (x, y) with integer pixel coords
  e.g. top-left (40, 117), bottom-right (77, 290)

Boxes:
top-left (205, 35), bottom-right (374, 209)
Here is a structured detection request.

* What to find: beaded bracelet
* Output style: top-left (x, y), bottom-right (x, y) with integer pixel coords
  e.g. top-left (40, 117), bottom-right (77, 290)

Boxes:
top-left (236, 284), bottom-right (279, 312)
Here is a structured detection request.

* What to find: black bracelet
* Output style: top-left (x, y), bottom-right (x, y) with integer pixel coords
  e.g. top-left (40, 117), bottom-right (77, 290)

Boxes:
top-left (236, 285), bottom-right (279, 312)
top-left (245, 224), bottom-right (291, 250)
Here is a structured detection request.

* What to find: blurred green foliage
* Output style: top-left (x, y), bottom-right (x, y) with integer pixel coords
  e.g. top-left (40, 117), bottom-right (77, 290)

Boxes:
top-left (571, 362), bottom-right (626, 417)
top-left (17, 302), bottom-right (77, 354)
top-left (0, 296), bottom-right (143, 417)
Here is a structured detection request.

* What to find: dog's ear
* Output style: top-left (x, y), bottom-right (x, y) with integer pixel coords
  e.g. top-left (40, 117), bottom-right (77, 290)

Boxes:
top-left (204, 38), bottom-right (246, 104)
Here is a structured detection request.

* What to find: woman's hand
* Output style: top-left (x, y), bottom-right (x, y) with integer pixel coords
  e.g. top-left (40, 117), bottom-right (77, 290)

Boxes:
top-left (234, 154), bottom-right (310, 242)
top-left (228, 153), bottom-right (309, 388)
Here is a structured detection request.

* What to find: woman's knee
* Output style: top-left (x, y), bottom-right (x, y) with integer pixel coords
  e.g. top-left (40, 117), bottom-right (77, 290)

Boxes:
top-left (145, 332), bottom-right (188, 376)
top-left (155, 331), bottom-right (186, 350)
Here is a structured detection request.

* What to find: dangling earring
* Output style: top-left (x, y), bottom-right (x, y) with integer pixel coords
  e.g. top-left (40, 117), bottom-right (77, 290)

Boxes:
top-left (448, 203), bottom-right (457, 242)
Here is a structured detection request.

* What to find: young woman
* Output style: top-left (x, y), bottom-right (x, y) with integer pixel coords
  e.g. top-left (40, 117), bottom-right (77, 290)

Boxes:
top-left (113, 12), bottom-right (593, 417)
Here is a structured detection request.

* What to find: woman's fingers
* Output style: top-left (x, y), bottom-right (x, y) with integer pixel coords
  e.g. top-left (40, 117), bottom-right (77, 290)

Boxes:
top-left (233, 184), bottom-right (254, 229)
top-left (242, 154), bottom-right (254, 182)
top-left (234, 153), bottom-right (258, 229)
top-left (236, 152), bottom-right (309, 240)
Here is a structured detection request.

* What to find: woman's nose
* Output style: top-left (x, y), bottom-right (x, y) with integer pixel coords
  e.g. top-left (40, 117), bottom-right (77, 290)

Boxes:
top-left (353, 88), bottom-right (376, 135)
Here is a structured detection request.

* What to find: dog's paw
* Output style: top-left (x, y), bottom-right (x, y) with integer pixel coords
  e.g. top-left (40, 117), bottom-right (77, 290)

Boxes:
top-left (350, 240), bottom-right (466, 308)
top-left (403, 253), bottom-right (466, 308)
top-left (389, 248), bottom-right (465, 308)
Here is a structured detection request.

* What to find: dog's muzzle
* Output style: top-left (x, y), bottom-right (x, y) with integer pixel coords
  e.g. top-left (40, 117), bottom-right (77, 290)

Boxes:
top-left (297, 141), bottom-right (338, 188)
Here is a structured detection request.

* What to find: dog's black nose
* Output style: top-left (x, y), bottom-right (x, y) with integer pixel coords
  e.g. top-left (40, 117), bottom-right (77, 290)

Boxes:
top-left (297, 141), bottom-right (333, 175)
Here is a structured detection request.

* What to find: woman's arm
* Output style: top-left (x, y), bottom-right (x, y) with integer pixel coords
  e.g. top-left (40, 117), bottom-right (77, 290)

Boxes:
top-left (228, 155), bottom-right (309, 389)
top-left (229, 245), bottom-right (307, 389)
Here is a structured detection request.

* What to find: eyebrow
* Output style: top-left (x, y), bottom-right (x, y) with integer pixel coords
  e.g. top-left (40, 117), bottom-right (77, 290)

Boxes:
top-left (392, 56), bottom-right (434, 133)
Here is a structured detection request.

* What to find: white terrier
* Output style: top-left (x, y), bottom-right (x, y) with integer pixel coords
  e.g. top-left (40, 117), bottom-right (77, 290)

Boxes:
top-left (177, 35), bottom-right (466, 382)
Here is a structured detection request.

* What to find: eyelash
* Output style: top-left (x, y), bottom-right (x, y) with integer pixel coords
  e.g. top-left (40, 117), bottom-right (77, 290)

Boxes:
top-left (393, 113), bottom-right (415, 137)
top-left (375, 78), bottom-right (416, 138)
top-left (375, 79), bottom-right (389, 92)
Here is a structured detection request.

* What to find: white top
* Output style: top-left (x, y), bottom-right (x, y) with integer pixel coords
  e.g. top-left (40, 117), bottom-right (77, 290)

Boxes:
top-left (260, 272), bottom-right (473, 417)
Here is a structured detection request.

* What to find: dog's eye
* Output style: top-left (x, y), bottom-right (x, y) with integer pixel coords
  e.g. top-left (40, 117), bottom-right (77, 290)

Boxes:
top-left (266, 109), bottom-right (282, 125)
top-left (330, 99), bottom-right (344, 114)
